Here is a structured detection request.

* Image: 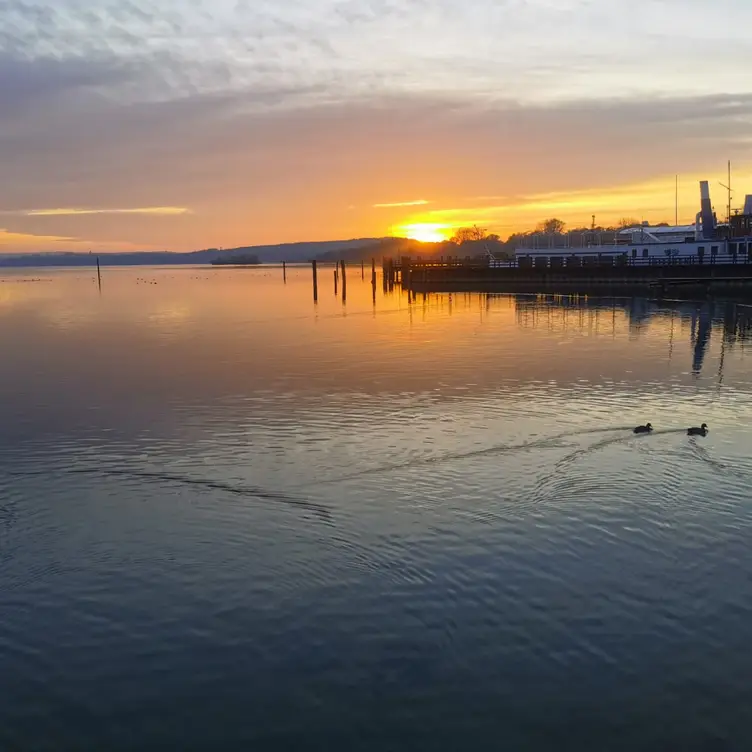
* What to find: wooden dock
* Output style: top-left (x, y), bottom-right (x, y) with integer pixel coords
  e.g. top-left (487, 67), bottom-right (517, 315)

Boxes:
top-left (384, 258), bottom-right (752, 298)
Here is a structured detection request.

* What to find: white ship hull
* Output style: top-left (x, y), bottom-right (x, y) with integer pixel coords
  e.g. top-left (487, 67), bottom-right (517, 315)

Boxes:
top-left (514, 238), bottom-right (752, 266)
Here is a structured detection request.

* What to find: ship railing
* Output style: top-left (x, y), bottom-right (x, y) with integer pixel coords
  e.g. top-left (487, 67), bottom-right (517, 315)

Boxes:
top-left (495, 254), bottom-right (752, 269)
top-left (394, 254), bottom-right (752, 270)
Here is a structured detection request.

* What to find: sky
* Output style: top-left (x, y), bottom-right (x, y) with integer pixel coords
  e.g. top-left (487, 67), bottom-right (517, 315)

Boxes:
top-left (2, 0), bottom-right (752, 252)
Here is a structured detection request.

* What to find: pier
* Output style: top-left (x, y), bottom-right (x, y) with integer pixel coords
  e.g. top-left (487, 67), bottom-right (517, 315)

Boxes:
top-left (386, 258), bottom-right (752, 298)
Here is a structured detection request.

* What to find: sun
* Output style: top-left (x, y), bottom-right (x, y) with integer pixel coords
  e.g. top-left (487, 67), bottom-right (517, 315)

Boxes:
top-left (396, 222), bottom-right (452, 243)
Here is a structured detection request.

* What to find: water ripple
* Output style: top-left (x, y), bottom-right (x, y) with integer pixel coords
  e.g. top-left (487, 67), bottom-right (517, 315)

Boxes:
top-left (313, 425), bottom-right (636, 485)
top-left (4, 273), bottom-right (752, 749)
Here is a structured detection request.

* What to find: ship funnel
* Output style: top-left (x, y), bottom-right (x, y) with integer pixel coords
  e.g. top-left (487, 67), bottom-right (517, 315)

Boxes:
top-left (744, 194), bottom-right (752, 215)
top-left (699, 180), bottom-right (716, 239)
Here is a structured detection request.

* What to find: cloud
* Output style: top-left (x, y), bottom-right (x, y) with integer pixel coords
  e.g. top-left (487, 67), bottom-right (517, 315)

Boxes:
top-left (0, 0), bottom-right (751, 252)
top-left (0, 228), bottom-right (78, 248)
top-left (373, 200), bottom-right (430, 208)
top-left (0, 227), bottom-right (141, 252)
top-left (2, 0), bottom-right (752, 108)
top-left (22, 207), bottom-right (191, 217)
top-left (0, 88), bottom-right (750, 249)
top-left (0, 52), bottom-right (133, 111)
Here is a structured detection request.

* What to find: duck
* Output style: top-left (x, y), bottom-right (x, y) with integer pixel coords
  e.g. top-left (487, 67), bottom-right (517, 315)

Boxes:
top-left (633, 423), bottom-right (653, 434)
top-left (687, 423), bottom-right (708, 437)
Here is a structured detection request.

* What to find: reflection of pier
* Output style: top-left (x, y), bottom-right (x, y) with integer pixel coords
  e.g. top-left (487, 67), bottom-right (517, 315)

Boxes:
top-left (513, 294), bottom-right (752, 377)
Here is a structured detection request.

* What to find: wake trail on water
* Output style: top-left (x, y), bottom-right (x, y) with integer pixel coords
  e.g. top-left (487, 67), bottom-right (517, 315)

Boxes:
top-left (312, 425), bottom-right (635, 486)
top-left (2, 467), bottom-right (331, 520)
top-left (686, 438), bottom-right (752, 482)
top-left (527, 428), bottom-right (719, 509)
top-left (547, 428), bottom-right (689, 476)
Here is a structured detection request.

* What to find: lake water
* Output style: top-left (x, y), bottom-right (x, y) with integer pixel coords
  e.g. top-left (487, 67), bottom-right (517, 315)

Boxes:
top-left (2, 265), bottom-right (752, 750)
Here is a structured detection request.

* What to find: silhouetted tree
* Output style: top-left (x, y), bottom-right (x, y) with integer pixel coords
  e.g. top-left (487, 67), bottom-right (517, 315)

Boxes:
top-left (617, 217), bottom-right (641, 229)
top-left (450, 225), bottom-right (488, 244)
top-left (536, 218), bottom-right (566, 234)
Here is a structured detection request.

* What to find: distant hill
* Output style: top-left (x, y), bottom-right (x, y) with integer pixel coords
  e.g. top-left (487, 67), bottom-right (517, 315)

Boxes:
top-left (0, 237), bottom-right (387, 268)
top-left (315, 237), bottom-right (445, 262)
top-left (315, 237), bottom-right (513, 262)
top-left (0, 235), bottom-right (514, 268)
top-left (211, 238), bottom-right (385, 263)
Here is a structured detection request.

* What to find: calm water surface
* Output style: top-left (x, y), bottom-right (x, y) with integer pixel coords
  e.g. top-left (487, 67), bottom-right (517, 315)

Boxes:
top-left (2, 266), bottom-right (752, 750)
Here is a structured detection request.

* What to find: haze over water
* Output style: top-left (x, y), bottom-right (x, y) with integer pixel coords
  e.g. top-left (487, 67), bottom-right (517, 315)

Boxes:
top-left (2, 266), bottom-right (752, 750)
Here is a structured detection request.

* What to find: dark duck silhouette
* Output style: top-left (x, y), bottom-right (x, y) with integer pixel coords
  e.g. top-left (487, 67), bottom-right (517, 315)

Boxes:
top-left (633, 423), bottom-right (653, 434)
top-left (687, 423), bottom-right (708, 436)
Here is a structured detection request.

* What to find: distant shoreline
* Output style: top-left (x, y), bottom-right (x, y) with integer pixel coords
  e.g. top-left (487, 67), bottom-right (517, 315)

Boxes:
top-left (211, 254), bottom-right (260, 266)
top-left (0, 237), bottom-right (388, 268)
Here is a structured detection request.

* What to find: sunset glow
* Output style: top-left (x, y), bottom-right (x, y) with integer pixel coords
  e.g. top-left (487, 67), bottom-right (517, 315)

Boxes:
top-left (385, 167), bottom-right (752, 241)
top-left (395, 223), bottom-right (454, 243)
top-left (1, 0), bottom-right (751, 252)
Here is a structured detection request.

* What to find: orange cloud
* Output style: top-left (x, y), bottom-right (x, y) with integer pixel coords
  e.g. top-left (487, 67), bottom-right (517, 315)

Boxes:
top-left (0, 228), bottom-right (144, 252)
top-left (23, 207), bottom-right (191, 217)
top-left (373, 200), bottom-right (430, 208)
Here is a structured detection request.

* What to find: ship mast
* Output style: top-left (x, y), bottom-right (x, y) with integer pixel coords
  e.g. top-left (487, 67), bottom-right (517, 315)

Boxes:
top-left (727, 160), bottom-right (732, 224)
top-left (719, 160), bottom-right (732, 226)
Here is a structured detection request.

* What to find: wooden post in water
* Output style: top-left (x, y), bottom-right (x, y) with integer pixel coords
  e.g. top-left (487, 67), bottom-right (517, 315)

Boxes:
top-left (341, 260), bottom-right (347, 302)
top-left (96, 256), bottom-right (102, 290)
top-left (334, 268), bottom-right (338, 296)
top-left (361, 260), bottom-right (365, 280)
top-left (282, 261), bottom-right (287, 283)
top-left (312, 260), bottom-right (318, 302)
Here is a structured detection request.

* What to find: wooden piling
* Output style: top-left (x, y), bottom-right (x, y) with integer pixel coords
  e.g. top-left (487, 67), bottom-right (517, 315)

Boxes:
top-left (96, 256), bottom-right (101, 290)
top-left (312, 260), bottom-right (318, 302)
top-left (334, 268), bottom-right (338, 296)
top-left (341, 260), bottom-right (347, 301)
top-left (282, 261), bottom-right (287, 283)
top-left (361, 260), bottom-right (365, 280)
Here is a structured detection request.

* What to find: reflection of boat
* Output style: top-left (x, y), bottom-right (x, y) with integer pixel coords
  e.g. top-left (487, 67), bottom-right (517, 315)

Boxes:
top-left (514, 179), bottom-right (752, 266)
top-left (692, 304), bottom-right (712, 375)
top-left (513, 294), bottom-right (752, 347)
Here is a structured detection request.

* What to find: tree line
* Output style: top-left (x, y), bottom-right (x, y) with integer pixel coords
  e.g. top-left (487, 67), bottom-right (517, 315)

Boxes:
top-left (450, 217), bottom-right (669, 244)
top-left (445, 218), bottom-right (672, 258)
top-left (318, 217), bottom-right (673, 263)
